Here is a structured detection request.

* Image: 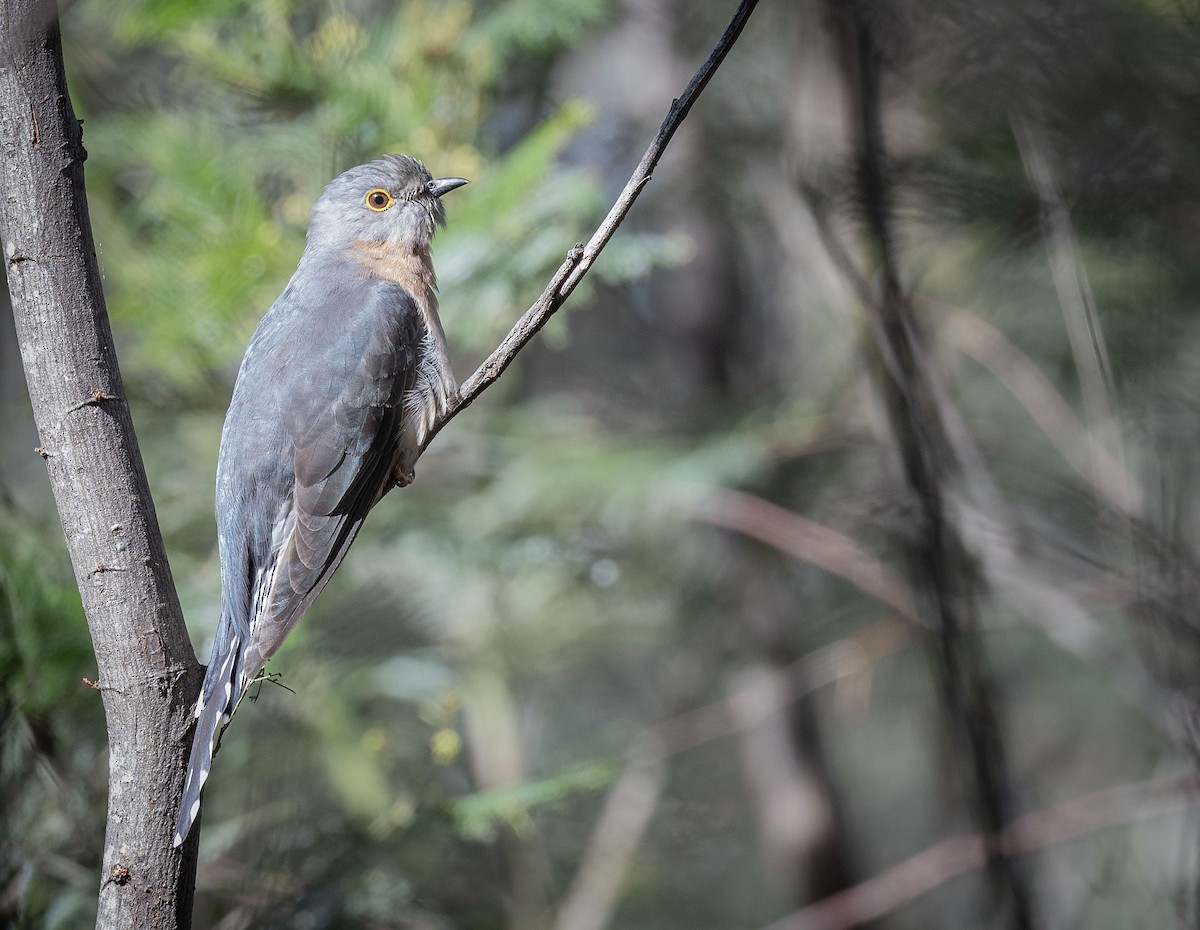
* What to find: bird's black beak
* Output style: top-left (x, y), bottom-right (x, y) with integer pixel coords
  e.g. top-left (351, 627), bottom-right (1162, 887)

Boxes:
top-left (428, 177), bottom-right (470, 198)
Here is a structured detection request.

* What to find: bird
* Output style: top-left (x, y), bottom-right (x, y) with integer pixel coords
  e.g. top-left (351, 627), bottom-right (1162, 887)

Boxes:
top-left (173, 155), bottom-right (468, 847)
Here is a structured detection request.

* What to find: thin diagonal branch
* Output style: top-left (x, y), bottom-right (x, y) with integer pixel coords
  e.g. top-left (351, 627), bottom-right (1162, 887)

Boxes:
top-left (421, 0), bottom-right (762, 452)
top-left (692, 487), bottom-right (922, 625)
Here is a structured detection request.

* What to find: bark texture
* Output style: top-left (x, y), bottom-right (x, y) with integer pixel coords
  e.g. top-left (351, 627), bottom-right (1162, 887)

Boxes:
top-left (0, 1), bottom-right (202, 928)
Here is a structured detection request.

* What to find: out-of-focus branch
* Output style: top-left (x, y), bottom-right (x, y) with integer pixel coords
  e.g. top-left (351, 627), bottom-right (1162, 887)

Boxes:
top-left (827, 3), bottom-right (1038, 925)
top-left (1013, 117), bottom-right (1137, 517)
top-left (693, 487), bottom-right (921, 624)
top-left (728, 666), bottom-right (837, 893)
top-left (553, 735), bottom-right (668, 930)
top-left (915, 308), bottom-right (1191, 743)
top-left (798, 166), bottom-right (1175, 738)
top-left (956, 502), bottom-right (1190, 743)
top-left (762, 773), bottom-right (1200, 930)
top-left (774, 183), bottom-right (1192, 742)
top-left (1012, 121), bottom-right (1200, 764)
top-left (933, 302), bottom-right (1136, 515)
top-left (553, 621), bottom-right (913, 930)
top-left (421, 0), bottom-right (763, 452)
top-left (658, 621), bottom-right (912, 757)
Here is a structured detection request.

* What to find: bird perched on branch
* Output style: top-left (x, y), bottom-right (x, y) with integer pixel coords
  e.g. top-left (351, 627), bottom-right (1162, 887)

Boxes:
top-left (173, 155), bottom-right (468, 847)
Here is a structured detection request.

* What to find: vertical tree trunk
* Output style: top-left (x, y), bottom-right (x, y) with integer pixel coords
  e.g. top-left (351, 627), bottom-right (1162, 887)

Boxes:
top-left (0, 1), bottom-right (202, 927)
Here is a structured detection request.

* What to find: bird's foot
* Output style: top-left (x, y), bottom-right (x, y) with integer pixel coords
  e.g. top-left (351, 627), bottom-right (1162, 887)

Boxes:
top-left (393, 464), bottom-right (415, 487)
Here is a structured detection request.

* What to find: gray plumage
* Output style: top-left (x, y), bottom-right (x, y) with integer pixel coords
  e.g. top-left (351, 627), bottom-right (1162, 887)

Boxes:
top-left (174, 155), bottom-right (467, 847)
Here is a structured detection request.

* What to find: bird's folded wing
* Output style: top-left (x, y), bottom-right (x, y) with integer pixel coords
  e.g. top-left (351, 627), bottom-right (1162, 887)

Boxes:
top-left (245, 280), bottom-right (423, 669)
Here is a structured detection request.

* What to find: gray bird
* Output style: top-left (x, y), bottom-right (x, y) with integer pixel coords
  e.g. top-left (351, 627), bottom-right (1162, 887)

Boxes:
top-left (173, 155), bottom-right (468, 847)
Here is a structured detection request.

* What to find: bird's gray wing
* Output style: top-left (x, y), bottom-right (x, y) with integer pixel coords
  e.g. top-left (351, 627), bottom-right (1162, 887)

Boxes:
top-left (242, 277), bottom-right (423, 672)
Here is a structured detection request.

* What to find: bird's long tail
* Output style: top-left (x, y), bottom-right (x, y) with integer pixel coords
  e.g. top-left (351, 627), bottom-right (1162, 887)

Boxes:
top-left (174, 621), bottom-right (242, 847)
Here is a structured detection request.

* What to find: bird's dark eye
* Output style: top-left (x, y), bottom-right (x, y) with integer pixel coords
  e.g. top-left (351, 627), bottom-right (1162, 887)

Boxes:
top-left (365, 189), bottom-right (394, 211)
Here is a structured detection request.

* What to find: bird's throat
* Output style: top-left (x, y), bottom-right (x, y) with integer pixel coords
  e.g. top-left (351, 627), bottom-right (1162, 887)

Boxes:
top-left (350, 239), bottom-right (444, 339)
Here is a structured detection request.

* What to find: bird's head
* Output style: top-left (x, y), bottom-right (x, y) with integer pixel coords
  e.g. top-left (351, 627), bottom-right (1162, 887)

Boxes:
top-left (306, 154), bottom-right (469, 254)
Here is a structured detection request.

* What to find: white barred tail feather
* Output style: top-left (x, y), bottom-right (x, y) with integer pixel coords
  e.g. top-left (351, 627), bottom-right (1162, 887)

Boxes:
top-left (173, 623), bottom-right (242, 847)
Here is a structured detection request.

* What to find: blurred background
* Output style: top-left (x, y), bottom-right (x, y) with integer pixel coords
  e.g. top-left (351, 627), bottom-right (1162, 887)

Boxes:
top-left (6, 0), bottom-right (1200, 927)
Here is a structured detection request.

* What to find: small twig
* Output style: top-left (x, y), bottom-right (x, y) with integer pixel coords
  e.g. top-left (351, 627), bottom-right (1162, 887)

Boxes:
top-left (91, 563), bottom-right (129, 575)
top-left (419, 0), bottom-right (762, 453)
top-left (65, 389), bottom-right (119, 415)
top-left (247, 669), bottom-right (295, 702)
top-left (82, 676), bottom-right (125, 695)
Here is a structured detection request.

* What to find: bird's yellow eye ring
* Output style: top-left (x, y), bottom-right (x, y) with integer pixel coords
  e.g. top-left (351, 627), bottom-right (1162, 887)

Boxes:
top-left (365, 189), bottom-right (394, 211)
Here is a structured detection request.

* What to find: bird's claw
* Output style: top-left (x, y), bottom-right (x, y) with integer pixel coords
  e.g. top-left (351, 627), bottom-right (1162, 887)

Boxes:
top-left (393, 464), bottom-right (415, 487)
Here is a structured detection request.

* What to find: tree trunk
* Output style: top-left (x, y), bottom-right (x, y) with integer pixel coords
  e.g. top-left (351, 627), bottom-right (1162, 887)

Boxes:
top-left (0, 1), bottom-right (202, 928)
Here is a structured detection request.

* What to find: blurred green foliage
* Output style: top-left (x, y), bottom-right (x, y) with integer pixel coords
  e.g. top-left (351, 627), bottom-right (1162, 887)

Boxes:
top-left (7, 0), bottom-right (1200, 929)
top-left (72, 0), bottom-right (666, 395)
top-left (0, 514), bottom-right (103, 930)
